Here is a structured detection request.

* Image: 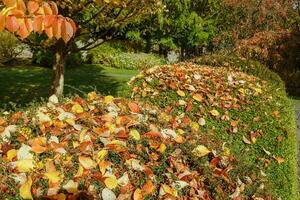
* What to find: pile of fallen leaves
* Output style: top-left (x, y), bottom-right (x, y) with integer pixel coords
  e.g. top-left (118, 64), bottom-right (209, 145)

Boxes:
top-left (0, 63), bottom-right (298, 199)
top-left (0, 91), bottom-right (241, 199)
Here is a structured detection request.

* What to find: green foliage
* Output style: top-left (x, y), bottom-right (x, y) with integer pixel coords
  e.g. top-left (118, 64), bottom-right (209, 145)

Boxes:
top-left (32, 50), bottom-right (85, 68)
top-left (0, 32), bottom-right (24, 64)
top-left (88, 44), bottom-right (167, 70)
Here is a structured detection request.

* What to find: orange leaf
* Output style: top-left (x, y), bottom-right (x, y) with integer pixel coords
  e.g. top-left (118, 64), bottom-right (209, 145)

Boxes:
top-left (143, 131), bottom-right (162, 138)
top-left (53, 17), bottom-right (62, 40)
top-left (45, 27), bottom-right (53, 39)
top-left (50, 2), bottom-right (58, 15)
top-left (33, 15), bottom-right (43, 33)
top-left (18, 23), bottom-right (30, 40)
top-left (27, 1), bottom-right (40, 14)
top-left (61, 19), bottom-right (73, 43)
top-left (0, 13), bottom-right (5, 32)
top-left (44, 15), bottom-right (56, 28)
top-left (142, 180), bottom-right (154, 195)
top-left (128, 102), bottom-right (140, 113)
top-left (6, 16), bottom-right (19, 32)
top-left (3, 0), bottom-right (16, 7)
top-left (43, 2), bottom-right (53, 15)
top-left (17, 0), bottom-right (26, 12)
top-left (10, 9), bottom-right (24, 18)
top-left (25, 18), bottom-right (33, 32)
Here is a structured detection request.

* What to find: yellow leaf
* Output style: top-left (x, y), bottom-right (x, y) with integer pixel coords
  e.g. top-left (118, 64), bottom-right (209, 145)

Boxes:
top-left (20, 176), bottom-right (33, 200)
top-left (16, 159), bottom-right (35, 172)
top-left (133, 188), bottom-right (143, 200)
top-left (104, 95), bottom-right (114, 104)
top-left (104, 176), bottom-right (118, 189)
top-left (210, 109), bottom-right (220, 116)
top-left (253, 87), bottom-right (262, 94)
top-left (45, 171), bottom-right (61, 183)
top-left (79, 156), bottom-right (97, 169)
top-left (88, 91), bottom-right (97, 100)
top-left (162, 184), bottom-right (177, 196)
top-left (73, 141), bottom-right (79, 148)
top-left (192, 145), bottom-right (210, 158)
top-left (7, 149), bottom-right (18, 161)
top-left (66, 118), bottom-right (75, 126)
top-left (72, 104), bottom-right (84, 114)
top-left (191, 122), bottom-right (199, 131)
top-left (63, 180), bottom-right (78, 193)
top-left (158, 143), bottom-right (166, 153)
top-left (192, 93), bottom-right (203, 102)
top-left (223, 147), bottom-right (231, 157)
top-left (177, 90), bottom-right (185, 97)
top-left (239, 88), bottom-right (245, 94)
top-left (74, 165), bottom-right (84, 177)
top-left (176, 129), bottom-right (185, 135)
top-left (97, 149), bottom-right (108, 162)
top-left (129, 129), bottom-right (140, 141)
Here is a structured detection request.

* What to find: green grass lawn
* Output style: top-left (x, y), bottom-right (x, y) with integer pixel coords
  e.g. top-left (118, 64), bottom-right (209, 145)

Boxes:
top-left (0, 64), bottom-right (138, 109)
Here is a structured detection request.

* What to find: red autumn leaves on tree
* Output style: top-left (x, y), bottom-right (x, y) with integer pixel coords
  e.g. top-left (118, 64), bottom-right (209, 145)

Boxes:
top-left (0, 0), bottom-right (76, 43)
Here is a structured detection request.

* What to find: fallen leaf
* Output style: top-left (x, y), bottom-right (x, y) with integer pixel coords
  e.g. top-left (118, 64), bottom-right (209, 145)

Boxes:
top-left (192, 145), bottom-right (210, 158)
top-left (79, 156), bottom-right (97, 169)
top-left (275, 157), bottom-right (285, 164)
top-left (177, 90), bottom-right (185, 97)
top-left (20, 176), bottom-right (33, 200)
top-left (7, 149), bottom-right (18, 161)
top-left (198, 118), bottom-right (206, 126)
top-left (45, 171), bottom-right (61, 183)
top-left (142, 180), bottom-right (154, 195)
top-left (210, 109), bottom-right (220, 116)
top-left (133, 188), bottom-right (143, 200)
top-left (104, 176), bottom-right (118, 189)
top-left (16, 159), bottom-right (35, 172)
top-left (104, 96), bottom-right (114, 104)
top-left (102, 188), bottom-right (116, 200)
top-left (72, 104), bottom-right (84, 114)
top-left (129, 129), bottom-right (140, 140)
top-left (63, 180), bottom-right (78, 193)
top-left (161, 184), bottom-right (177, 197)
top-left (242, 135), bottom-right (251, 145)
top-left (128, 102), bottom-right (140, 113)
top-left (88, 92), bottom-right (97, 101)
top-left (192, 94), bottom-right (203, 102)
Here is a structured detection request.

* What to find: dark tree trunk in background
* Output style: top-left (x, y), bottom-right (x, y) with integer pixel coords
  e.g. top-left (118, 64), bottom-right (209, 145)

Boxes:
top-left (50, 39), bottom-right (68, 98)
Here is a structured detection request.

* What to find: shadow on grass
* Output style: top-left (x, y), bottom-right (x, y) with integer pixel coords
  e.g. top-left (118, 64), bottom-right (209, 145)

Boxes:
top-left (0, 64), bottom-right (133, 109)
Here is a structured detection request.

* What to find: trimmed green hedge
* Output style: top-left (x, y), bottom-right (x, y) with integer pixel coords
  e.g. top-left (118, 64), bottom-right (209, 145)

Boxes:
top-left (88, 44), bottom-right (167, 70)
top-left (129, 62), bottom-right (299, 199)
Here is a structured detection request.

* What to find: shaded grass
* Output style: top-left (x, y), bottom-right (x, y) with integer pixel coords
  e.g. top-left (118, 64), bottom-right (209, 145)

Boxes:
top-left (0, 64), bottom-right (138, 109)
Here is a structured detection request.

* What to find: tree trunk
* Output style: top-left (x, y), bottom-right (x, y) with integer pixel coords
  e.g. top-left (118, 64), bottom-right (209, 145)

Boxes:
top-left (50, 40), bottom-right (68, 98)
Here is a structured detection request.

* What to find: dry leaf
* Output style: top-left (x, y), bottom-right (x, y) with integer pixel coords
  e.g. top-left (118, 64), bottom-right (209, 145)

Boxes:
top-left (192, 145), bottom-right (210, 158)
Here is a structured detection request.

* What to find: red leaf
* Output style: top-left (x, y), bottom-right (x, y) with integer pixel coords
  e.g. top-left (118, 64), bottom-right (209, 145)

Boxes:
top-left (6, 16), bottom-right (19, 32)
top-left (128, 102), bottom-right (140, 113)
top-left (27, 1), bottom-right (40, 14)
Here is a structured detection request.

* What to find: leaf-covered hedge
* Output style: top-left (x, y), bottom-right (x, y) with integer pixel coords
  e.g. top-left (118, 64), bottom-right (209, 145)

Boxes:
top-left (129, 63), bottom-right (299, 199)
top-left (0, 62), bottom-right (298, 199)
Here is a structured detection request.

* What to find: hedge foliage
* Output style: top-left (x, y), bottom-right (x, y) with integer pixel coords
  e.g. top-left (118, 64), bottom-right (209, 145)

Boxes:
top-left (88, 44), bottom-right (167, 70)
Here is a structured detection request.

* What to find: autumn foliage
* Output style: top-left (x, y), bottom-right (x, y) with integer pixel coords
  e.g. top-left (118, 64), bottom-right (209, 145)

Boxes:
top-left (0, 0), bottom-right (76, 43)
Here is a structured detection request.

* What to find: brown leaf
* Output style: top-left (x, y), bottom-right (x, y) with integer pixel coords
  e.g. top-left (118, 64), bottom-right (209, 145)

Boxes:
top-left (142, 180), bottom-right (154, 195)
